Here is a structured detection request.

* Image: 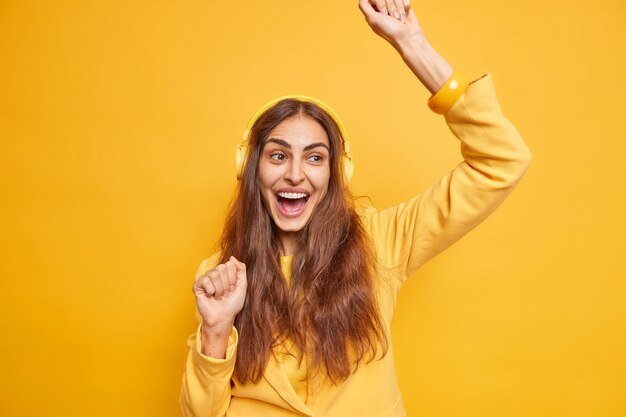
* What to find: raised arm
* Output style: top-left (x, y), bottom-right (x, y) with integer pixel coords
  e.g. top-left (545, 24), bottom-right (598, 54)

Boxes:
top-left (357, 1), bottom-right (532, 286)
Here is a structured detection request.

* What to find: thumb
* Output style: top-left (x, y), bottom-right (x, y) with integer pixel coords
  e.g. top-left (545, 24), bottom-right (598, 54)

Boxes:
top-left (358, 0), bottom-right (378, 20)
top-left (229, 256), bottom-right (247, 277)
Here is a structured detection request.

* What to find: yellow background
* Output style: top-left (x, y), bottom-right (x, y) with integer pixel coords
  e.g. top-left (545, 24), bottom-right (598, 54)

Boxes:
top-left (1, 0), bottom-right (625, 416)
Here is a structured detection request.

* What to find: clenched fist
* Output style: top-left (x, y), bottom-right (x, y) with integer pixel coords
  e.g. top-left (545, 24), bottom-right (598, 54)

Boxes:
top-left (192, 256), bottom-right (247, 334)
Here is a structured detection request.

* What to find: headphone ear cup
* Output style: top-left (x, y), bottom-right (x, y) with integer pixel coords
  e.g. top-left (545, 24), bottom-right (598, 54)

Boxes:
top-left (342, 156), bottom-right (354, 185)
top-left (236, 143), bottom-right (247, 181)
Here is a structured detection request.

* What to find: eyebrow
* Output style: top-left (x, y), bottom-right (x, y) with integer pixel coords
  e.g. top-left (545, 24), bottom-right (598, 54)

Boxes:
top-left (264, 138), bottom-right (330, 153)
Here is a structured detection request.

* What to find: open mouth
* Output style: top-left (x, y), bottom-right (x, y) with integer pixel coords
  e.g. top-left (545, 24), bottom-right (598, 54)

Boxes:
top-left (275, 192), bottom-right (310, 215)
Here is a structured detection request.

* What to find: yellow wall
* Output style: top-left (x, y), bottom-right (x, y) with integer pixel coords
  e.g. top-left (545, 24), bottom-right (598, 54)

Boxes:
top-left (1, 1), bottom-right (624, 416)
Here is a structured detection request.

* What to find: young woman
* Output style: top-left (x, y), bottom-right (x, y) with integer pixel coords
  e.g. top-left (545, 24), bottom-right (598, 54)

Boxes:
top-left (180, 1), bottom-right (531, 416)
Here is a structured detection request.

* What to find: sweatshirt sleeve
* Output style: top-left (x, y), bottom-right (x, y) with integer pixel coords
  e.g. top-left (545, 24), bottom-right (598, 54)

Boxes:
top-left (366, 73), bottom-right (532, 287)
top-left (180, 254), bottom-right (238, 417)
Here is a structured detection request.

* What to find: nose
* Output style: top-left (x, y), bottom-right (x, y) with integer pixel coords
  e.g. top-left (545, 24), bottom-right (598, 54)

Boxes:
top-left (285, 158), bottom-right (304, 184)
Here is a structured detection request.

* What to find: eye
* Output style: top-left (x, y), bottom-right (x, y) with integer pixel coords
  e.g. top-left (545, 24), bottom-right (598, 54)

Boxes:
top-left (308, 154), bottom-right (324, 163)
top-left (270, 152), bottom-right (286, 161)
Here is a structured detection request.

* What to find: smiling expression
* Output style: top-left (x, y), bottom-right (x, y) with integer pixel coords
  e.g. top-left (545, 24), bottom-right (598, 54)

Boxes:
top-left (257, 114), bottom-right (331, 247)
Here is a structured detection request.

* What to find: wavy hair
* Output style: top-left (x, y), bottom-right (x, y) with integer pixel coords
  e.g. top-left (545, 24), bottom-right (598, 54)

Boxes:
top-left (217, 98), bottom-right (388, 384)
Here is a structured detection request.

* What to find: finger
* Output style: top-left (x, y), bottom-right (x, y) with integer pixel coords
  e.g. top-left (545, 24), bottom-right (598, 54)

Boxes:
top-left (216, 264), bottom-right (231, 296)
top-left (192, 274), bottom-right (211, 294)
top-left (359, 0), bottom-right (378, 19)
top-left (392, 0), bottom-right (405, 21)
top-left (225, 260), bottom-right (237, 291)
top-left (402, 0), bottom-right (411, 14)
top-left (200, 276), bottom-right (216, 297)
top-left (210, 270), bottom-right (224, 300)
top-left (374, 0), bottom-right (387, 14)
top-left (192, 278), bottom-right (202, 294)
top-left (385, 0), bottom-right (396, 18)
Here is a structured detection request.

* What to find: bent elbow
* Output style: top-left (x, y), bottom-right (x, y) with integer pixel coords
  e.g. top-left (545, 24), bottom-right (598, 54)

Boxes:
top-left (517, 142), bottom-right (533, 178)
top-left (504, 142), bottom-right (532, 188)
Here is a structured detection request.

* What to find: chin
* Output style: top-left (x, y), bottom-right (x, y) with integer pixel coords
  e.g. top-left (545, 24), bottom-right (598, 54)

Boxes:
top-left (272, 215), bottom-right (310, 234)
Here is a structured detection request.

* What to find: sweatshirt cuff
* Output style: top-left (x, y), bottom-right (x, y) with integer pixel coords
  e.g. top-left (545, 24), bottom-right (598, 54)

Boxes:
top-left (191, 323), bottom-right (238, 380)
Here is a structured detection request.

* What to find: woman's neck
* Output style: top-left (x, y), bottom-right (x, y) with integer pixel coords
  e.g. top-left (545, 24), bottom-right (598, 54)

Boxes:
top-left (277, 230), bottom-right (298, 257)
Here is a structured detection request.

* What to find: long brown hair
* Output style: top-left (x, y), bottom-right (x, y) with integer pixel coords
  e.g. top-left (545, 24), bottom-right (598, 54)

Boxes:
top-left (218, 98), bottom-right (388, 384)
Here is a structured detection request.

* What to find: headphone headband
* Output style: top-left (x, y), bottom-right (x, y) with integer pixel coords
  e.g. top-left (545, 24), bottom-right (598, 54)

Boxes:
top-left (243, 94), bottom-right (349, 146)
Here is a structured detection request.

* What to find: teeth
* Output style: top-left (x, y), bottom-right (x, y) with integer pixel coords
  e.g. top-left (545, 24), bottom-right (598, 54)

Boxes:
top-left (277, 192), bottom-right (308, 199)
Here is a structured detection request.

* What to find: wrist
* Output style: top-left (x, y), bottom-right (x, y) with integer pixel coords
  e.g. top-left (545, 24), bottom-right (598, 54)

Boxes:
top-left (394, 32), bottom-right (429, 53)
top-left (200, 321), bottom-right (233, 358)
top-left (201, 320), bottom-right (234, 337)
top-left (395, 35), bottom-right (453, 95)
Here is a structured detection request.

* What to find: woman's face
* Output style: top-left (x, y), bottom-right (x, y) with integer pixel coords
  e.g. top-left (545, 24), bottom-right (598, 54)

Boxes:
top-left (257, 114), bottom-right (331, 239)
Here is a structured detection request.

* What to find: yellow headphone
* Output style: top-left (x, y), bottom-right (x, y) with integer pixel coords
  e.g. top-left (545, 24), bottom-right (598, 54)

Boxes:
top-left (236, 94), bottom-right (354, 185)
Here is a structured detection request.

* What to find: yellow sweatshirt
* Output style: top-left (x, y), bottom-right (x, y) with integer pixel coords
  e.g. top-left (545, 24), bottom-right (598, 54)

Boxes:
top-left (180, 73), bottom-right (532, 417)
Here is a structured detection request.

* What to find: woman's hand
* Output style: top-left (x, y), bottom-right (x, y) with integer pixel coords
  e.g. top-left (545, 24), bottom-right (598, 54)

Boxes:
top-left (358, 0), bottom-right (425, 50)
top-left (192, 256), bottom-right (247, 334)
top-left (358, 0), bottom-right (453, 95)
